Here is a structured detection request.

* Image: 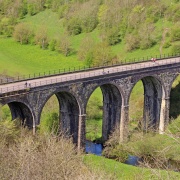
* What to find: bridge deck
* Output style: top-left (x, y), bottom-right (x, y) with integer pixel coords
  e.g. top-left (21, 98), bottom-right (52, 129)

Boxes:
top-left (0, 57), bottom-right (180, 95)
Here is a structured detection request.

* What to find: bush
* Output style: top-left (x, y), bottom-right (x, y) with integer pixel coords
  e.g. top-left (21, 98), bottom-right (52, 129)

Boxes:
top-left (163, 41), bottom-right (171, 48)
top-left (103, 128), bottom-right (129, 162)
top-left (49, 39), bottom-right (57, 51)
top-left (0, 130), bottom-right (111, 179)
top-left (171, 44), bottom-right (180, 54)
top-left (171, 27), bottom-right (180, 42)
top-left (0, 118), bottom-right (20, 146)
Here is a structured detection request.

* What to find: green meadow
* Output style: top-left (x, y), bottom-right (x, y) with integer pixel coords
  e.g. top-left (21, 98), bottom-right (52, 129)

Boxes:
top-left (83, 154), bottom-right (180, 180)
top-left (0, 9), bottom-right (175, 77)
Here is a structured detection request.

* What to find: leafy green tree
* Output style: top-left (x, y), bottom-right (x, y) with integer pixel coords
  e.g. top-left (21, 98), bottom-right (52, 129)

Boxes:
top-left (78, 35), bottom-right (95, 65)
top-left (66, 17), bottom-right (81, 35)
top-left (125, 33), bottom-right (140, 52)
top-left (0, 17), bottom-right (14, 37)
top-left (13, 23), bottom-right (33, 44)
top-left (27, 0), bottom-right (45, 15)
top-left (139, 23), bottom-right (156, 50)
top-left (92, 42), bottom-right (113, 66)
top-left (56, 32), bottom-right (72, 56)
top-left (35, 26), bottom-right (49, 49)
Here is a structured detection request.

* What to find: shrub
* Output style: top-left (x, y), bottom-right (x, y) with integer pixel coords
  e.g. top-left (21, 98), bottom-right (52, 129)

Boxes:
top-left (49, 39), bottom-right (57, 51)
top-left (171, 44), bottom-right (180, 54)
top-left (0, 130), bottom-right (111, 179)
top-left (0, 118), bottom-right (20, 146)
top-left (171, 27), bottom-right (180, 42)
top-left (163, 41), bottom-right (171, 48)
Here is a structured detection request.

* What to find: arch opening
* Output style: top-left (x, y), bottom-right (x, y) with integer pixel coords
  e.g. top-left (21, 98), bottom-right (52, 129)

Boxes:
top-left (142, 76), bottom-right (162, 130)
top-left (170, 75), bottom-right (180, 119)
top-left (129, 76), bottom-right (163, 134)
top-left (40, 92), bottom-right (79, 144)
top-left (7, 102), bottom-right (33, 128)
top-left (129, 80), bottom-right (144, 133)
top-left (86, 84), bottom-right (122, 143)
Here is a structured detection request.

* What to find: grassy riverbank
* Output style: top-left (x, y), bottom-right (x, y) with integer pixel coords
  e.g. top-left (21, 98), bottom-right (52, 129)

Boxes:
top-left (83, 154), bottom-right (180, 180)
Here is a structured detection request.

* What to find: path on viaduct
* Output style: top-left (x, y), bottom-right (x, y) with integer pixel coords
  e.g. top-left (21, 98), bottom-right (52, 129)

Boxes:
top-left (0, 56), bottom-right (180, 150)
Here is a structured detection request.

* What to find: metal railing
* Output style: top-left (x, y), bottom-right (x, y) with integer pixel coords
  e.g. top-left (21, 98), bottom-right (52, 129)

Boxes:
top-left (0, 56), bottom-right (180, 96)
top-left (0, 53), bottom-right (179, 85)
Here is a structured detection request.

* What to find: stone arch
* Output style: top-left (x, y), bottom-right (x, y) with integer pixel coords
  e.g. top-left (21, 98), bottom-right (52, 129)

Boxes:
top-left (56, 91), bottom-right (79, 144)
top-left (130, 75), bottom-right (165, 131)
top-left (85, 82), bottom-right (123, 141)
top-left (169, 74), bottom-right (180, 118)
top-left (39, 90), bottom-right (80, 144)
top-left (6, 101), bottom-right (34, 128)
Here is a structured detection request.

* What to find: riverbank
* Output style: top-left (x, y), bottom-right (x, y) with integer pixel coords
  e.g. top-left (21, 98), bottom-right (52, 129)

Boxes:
top-left (83, 154), bottom-right (180, 180)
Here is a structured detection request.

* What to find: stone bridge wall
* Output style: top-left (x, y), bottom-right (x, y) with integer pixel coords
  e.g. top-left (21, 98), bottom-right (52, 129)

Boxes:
top-left (1, 63), bottom-right (180, 150)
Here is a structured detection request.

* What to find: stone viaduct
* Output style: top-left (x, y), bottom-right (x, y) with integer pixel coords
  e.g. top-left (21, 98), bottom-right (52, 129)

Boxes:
top-left (0, 56), bottom-right (180, 150)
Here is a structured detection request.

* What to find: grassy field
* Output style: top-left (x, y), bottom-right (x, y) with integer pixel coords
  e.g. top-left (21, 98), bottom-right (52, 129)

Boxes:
top-left (0, 9), bottom-right (175, 77)
top-left (83, 154), bottom-right (180, 180)
top-left (0, 36), bottom-right (84, 76)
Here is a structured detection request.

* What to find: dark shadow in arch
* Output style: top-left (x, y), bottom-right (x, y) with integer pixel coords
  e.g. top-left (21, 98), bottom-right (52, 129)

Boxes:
top-left (56, 91), bottom-right (79, 144)
top-left (100, 84), bottom-right (122, 142)
top-left (8, 102), bottom-right (33, 128)
top-left (170, 81), bottom-right (180, 119)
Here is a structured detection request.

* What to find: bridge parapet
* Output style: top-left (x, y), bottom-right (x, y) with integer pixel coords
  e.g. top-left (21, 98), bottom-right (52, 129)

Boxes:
top-left (0, 54), bottom-right (179, 85)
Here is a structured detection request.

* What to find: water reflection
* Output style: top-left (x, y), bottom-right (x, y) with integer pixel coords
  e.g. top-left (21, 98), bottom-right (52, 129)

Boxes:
top-left (85, 141), bottom-right (103, 156)
top-left (85, 141), bottom-right (140, 166)
top-left (125, 155), bottom-right (140, 166)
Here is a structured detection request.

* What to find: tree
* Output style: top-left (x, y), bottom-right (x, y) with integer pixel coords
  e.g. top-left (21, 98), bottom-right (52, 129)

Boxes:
top-left (56, 32), bottom-right (72, 56)
top-left (0, 17), bottom-right (14, 37)
top-left (78, 35), bottom-right (95, 65)
top-left (13, 23), bottom-right (33, 44)
top-left (92, 42), bottom-right (113, 66)
top-left (125, 33), bottom-right (140, 52)
top-left (35, 26), bottom-right (49, 49)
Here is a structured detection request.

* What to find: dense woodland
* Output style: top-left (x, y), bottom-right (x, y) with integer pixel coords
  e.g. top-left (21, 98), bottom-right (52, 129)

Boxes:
top-left (0, 0), bottom-right (180, 66)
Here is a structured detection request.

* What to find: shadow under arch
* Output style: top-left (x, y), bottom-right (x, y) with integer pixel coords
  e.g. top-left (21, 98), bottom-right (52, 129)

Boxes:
top-left (7, 101), bottom-right (33, 128)
top-left (40, 91), bottom-right (80, 144)
top-left (56, 91), bottom-right (79, 144)
top-left (86, 83), bottom-right (122, 142)
top-left (170, 75), bottom-right (180, 119)
top-left (129, 75), bottom-right (164, 131)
